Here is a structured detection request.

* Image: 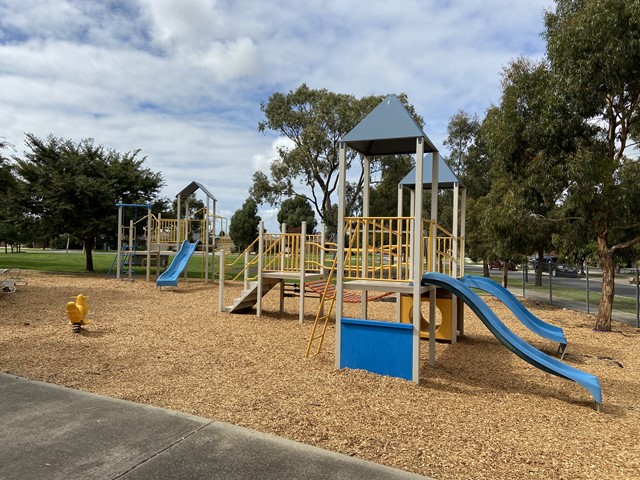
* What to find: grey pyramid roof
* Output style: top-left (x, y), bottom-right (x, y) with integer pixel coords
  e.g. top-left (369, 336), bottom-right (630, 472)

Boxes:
top-left (176, 181), bottom-right (216, 201)
top-left (343, 95), bottom-right (439, 155)
top-left (400, 154), bottom-right (463, 190)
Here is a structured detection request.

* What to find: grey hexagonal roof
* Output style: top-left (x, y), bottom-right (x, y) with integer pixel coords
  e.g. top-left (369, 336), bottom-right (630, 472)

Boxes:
top-left (342, 95), bottom-right (438, 155)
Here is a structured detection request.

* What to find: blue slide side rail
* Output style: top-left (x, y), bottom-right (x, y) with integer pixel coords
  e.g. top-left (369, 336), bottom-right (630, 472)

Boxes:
top-left (460, 275), bottom-right (568, 349)
top-left (421, 272), bottom-right (601, 406)
top-left (156, 240), bottom-right (200, 287)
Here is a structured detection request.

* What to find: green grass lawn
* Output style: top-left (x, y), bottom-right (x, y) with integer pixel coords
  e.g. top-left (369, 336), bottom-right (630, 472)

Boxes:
top-left (0, 249), bottom-right (331, 282)
top-left (3, 250), bottom-right (637, 315)
top-left (0, 249), bottom-right (240, 280)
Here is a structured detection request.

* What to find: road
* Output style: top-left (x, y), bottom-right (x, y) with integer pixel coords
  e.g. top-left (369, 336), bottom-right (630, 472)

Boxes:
top-left (465, 264), bottom-right (640, 300)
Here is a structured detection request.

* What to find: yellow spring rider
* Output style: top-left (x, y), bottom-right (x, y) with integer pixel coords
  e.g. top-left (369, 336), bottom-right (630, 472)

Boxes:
top-left (67, 294), bottom-right (89, 333)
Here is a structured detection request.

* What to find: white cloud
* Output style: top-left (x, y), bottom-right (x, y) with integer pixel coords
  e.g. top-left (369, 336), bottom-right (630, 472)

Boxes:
top-left (193, 37), bottom-right (260, 81)
top-left (138, 0), bottom-right (224, 48)
top-left (0, 0), bottom-right (555, 235)
top-left (251, 137), bottom-right (294, 174)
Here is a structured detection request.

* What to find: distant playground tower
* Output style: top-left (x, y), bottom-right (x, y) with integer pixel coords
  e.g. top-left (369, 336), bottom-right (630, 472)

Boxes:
top-left (113, 181), bottom-right (218, 283)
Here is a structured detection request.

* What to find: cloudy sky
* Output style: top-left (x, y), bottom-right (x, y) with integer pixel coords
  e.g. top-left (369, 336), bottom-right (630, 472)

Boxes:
top-left (0, 0), bottom-right (554, 231)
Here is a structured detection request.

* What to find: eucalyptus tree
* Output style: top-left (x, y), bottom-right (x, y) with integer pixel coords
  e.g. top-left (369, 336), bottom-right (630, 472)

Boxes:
top-left (545, 0), bottom-right (640, 330)
top-left (443, 111), bottom-right (492, 274)
top-left (482, 57), bottom-right (585, 286)
top-left (251, 84), bottom-right (422, 237)
top-left (443, 110), bottom-right (481, 179)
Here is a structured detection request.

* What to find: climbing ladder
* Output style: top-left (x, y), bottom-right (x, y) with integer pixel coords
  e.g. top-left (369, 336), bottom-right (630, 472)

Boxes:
top-left (304, 249), bottom-right (393, 358)
top-left (305, 217), bottom-right (457, 357)
top-left (304, 254), bottom-right (339, 357)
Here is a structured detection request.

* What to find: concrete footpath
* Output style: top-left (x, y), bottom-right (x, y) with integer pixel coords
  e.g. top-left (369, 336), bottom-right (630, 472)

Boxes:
top-left (0, 374), bottom-right (428, 480)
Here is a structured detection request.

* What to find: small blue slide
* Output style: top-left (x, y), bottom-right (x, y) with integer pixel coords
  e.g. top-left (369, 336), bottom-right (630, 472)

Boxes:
top-left (156, 240), bottom-right (200, 287)
top-left (460, 275), bottom-right (568, 353)
top-left (421, 272), bottom-right (602, 406)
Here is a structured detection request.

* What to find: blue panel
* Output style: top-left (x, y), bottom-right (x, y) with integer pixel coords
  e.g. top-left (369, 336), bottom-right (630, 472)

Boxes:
top-left (340, 318), bottom-right (413, 381)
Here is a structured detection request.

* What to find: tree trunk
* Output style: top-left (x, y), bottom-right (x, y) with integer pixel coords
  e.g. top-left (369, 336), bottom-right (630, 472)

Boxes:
top-left (535, 251), bottom-right (544, 286)
top-left (502, 264), bottom-right (508, 288)
top-left (84, 236), bottom-right (95, 272)
top-left (595, 234), bottom-right (614, 331)
top-left (482, 258), bottom-right (489, 277)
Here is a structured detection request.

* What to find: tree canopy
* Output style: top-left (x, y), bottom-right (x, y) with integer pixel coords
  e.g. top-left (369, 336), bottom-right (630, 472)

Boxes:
top-left (277, 196), bottom-right (317, 233)
top-left (13, 134), bottom-right (164, 271)
top-left (369, 155), bottom-right (413, 218)
top-left (251, 84), bottom-right (421, 237)
top-left (0, 142), bottom-right (15, 222)
top-left (480, 57), bottom-right (585, 284)
top-left (229, 197), bottom-right (261, 252)
top-left (543, 0), bottom-right (640, 330)
top-left (0, 140), bottom-right (23, 251)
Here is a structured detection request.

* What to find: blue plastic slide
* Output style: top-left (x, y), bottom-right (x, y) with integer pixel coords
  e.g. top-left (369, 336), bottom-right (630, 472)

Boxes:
top-left (421, 272), bottom-right (602, 406)
top-left (156, 240), bottom-right (200, 287)
top-left (460, 275), bottom-right (568, 352)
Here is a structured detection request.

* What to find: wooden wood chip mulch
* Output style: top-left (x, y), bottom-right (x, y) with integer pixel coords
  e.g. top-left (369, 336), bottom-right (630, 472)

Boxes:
top-left (1, 271), bottom-right (639, 480)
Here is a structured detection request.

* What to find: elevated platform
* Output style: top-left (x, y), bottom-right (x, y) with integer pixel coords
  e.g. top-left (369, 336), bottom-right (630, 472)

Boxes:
top-left (263, 271), bottom-right (324, 282)
top-left (121, 251), bottom-right (171, 269)
top-left (343, 280), bottom-right (431, 295)
top-left (226, 271), bottom-right (325, 315)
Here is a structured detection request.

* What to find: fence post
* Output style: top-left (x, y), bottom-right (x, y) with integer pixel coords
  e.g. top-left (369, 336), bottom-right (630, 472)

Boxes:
top-left (549, 261), bottom-right (553, 306)
top-left (218, 249), bottom-right (225, 313)
top-left (636, 268), bottom-right (640, 327)
top-left (586, 264), bottom-right (590, 315)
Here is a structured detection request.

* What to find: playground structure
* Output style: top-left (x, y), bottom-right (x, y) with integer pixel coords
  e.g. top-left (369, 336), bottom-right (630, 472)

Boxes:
top-left (216, 95), bottom-right (601, 407)
top-left (219, 222), bottom-right (328, 324)
top-left (1, 268), bottom-right (27, 294)
top-left (329, 95), bottom-right (600, 407)
top-left (200, 96), bottom-right (602, 406)
top-left (110, 182), bottom-right (222, 286)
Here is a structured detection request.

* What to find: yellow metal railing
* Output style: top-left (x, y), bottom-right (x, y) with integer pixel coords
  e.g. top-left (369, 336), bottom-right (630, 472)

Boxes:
top-left (337, 217), bottom-right (464, 283)
top-left (262, 233), bottom-right (325, 274)
top-left (221, 217), bottom-right (463, 287)
top-left (229, 236), bottom-right (262, 282)
top-left (146, 215), bottom-right (207, 245)
top-left (228, 233), bottom-right (330, 283)
top-left (342, 217), bottom-right (413, 282)
top-left (422, 219), bottom-right (464, 277)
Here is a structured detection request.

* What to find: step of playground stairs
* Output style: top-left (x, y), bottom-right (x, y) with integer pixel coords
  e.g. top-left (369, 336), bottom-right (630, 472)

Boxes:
top-left (223, 300), bottom-right (255, 313)
top-left (231, 296), bottom-right (256, 306)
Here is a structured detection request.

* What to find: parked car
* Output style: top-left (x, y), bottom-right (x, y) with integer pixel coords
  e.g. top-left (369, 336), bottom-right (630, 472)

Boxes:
top-left (554, 263), bottom-right (580, 277)
top-left (531, 255), bottom-right (579, 277)
top-left (531, 255), bottom-right (557, 272)
top-left (490, 259), bottom-right (517, 271)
